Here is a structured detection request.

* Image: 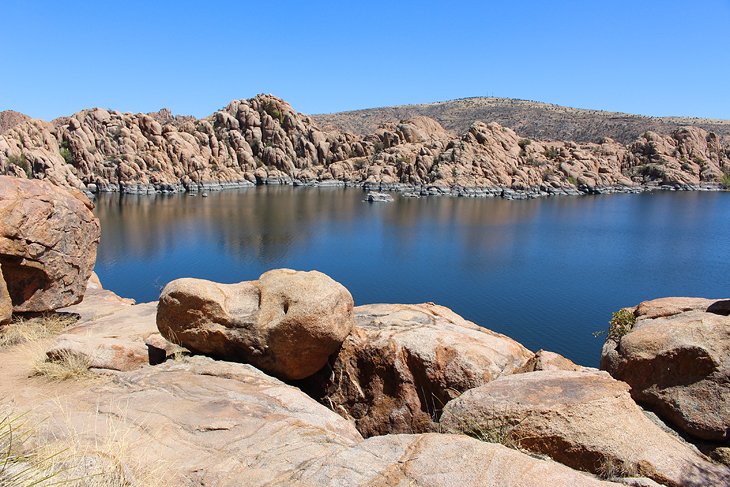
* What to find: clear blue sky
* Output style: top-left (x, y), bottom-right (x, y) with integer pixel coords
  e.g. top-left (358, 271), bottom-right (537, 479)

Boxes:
top-left (2, 0), bottom-right (729, 121)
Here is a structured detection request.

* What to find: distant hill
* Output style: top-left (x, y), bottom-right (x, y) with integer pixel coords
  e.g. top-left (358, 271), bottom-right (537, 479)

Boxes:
top-left (312, 97), bottom-right (730, 144)
top-left (0, 110), bottom-right (31, 134)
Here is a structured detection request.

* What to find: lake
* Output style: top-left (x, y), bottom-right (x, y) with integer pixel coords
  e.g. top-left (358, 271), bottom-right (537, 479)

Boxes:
top-left (92, 187), bottom-right (730, 367)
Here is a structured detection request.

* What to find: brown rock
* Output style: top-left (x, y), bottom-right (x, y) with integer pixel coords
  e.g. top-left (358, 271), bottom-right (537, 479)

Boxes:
top-left (601, 297), bottom-right (730, 441)
top-left (304, 302), bottom-right (533, 437)
top-left (0, 176), bottom-right (100, 312)
top-left (517, 349), bottom-right (586, 373)
top-left (0, 262), bottom-right (11, 325)
top-left (441, 370), bottom-right (728, 487)
top-left (299, 433), bottom-right (618, 487)
top-left (47, 302), bottom-right (157, 371)
top-left (157, 269), bottom-right (355, 380)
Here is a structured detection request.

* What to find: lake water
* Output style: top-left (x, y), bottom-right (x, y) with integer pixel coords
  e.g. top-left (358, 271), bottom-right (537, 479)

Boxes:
top-left (93, 187), bottom-right (730, 367)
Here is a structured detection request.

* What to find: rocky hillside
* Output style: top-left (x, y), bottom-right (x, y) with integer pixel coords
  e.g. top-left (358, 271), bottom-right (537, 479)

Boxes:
top-left (313, 97), bottom-right (730, 144)
top-left (0, 94), bottom-right (729, 197)
top-left (0, 110), bottom-right (31, 134)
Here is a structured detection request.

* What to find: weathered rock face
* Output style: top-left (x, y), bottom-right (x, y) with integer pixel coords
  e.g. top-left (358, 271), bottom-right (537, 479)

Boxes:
top-left (0, 263), bottom-right (11, 325)
top-left (441, 370), bottom-right (729, 487)
top-left (0, 176), bottom-right (100, 312)
top-left (601, 297), bottom-right (730, 442)
top-left (516, 349), bottom-right (586, 373)
top-left (157, 269), bottom-right (355, 380)
top-left (1, 94), bottom-right (727, 196)
top-left (19, 356), bottom-right (619, 486)
top-left (303, 303), bottom-right (533, 437)
top-left (297, 433), bottom-right (618, 487)
top-left (47, 302), bottom-right (157, 371)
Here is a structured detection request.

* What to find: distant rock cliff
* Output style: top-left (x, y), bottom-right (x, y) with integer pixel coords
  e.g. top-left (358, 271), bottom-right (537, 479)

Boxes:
top-left (0, 95), bottom-right (728, 196)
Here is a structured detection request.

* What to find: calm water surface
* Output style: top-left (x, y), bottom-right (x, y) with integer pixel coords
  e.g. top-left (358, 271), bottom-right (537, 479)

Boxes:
top-left (93, 187), bottom-right (730, 367)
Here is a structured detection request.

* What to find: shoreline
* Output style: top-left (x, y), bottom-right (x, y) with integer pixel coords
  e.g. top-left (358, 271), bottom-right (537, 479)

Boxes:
top-left (85, 178), bottom-right (727, 200)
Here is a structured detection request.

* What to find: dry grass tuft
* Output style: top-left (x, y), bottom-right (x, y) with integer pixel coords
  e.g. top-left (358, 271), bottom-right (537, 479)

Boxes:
top-left (0, 313), bottom-right (77, 348)
top-left (596, 456), bottom-right (639, 480)
top-left (32, 350), bottom-right (96, 382)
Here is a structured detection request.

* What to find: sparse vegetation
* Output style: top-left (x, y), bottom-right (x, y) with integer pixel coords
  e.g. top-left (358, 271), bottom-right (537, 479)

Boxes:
top-left (567, 176), bottom-right (578, 186)
top-left (7, 153), bottom-right (31, 177)
top-left (517, 139), bottom-right (531, 150)
top-left (353, 158), bottom-right (368, 170)
top-left (59, 139), bottom-right (74, 165)
top-left (372, 141), bottom-right (385, 154)
top-left (720, 172), bottom-right (730, 189)
top-left (0, 412), bottom-right (61, 486)
top-left (596, 457), bottom-right (639, 480)
top-left (607, 309), bottom-right (636, 340)
top-left (0, 314), bottom-right (77, 348)
top-left (543, 146), bottom-right (560, 159)
top-left (33, 349), bottom-right (96, 382)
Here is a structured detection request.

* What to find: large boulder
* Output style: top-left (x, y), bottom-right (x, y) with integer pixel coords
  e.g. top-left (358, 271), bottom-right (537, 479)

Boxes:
top-left (0, 176), bottom-right (100, 312)
top-left (304, 303), bottom-right (533, 437)
top-left (0, 263), bottom-right (11, 325)
top-left (600, 297), bottom-right (730, 441)
top-left (441, 370), bottom-right (728, 487)
top-left (157, 269), bottom-right (355, 380)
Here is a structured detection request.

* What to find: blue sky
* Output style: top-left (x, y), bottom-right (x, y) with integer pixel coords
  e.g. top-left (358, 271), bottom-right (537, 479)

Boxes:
top-left (2, 1), bottom-right (729, 120)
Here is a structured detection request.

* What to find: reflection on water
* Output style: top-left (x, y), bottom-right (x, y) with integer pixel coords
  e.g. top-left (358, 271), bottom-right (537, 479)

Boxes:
top-left (94, 188), bottom-right (730, 366)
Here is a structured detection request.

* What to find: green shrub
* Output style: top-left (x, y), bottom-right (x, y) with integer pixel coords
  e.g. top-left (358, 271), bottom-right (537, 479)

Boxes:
top-left (7, 153), bottom-right (31, 177)
top-left (720, 173), bottom-right (730, 188)
top-left (607, 309), bottom-right (636, 340)
top-left (567, 176), bottom-right (578, 186)
top-left (518, 139), bottom-right (531, 150)
top-left (543, 147), bottom-right (560, 160)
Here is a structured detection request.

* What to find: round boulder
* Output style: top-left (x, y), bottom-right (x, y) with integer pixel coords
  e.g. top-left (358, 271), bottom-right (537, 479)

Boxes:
top-left (157, 269), bottom-right (355, 380)
top-left (0, 176), bottom-right (100, 312)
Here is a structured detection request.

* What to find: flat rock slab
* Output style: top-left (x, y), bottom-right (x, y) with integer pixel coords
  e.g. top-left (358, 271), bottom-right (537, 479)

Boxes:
top-left (441, 370), bottom-right (729, 487)
top-left (29, 357), bottom-right (620, 486)
top-left (47, 302), bottom-right (157, 371)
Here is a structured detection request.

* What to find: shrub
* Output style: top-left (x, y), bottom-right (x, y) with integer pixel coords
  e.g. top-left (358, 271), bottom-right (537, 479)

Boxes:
top-left (517, 139), bottom-right (531, 150)
top-left (567, 176), bottom-right (578, 186)
top-left (607, 309), bottom-right (636, 341)
top-left (59, 139), bottom-right (74, 165)
top-left (33, 350), bottom-right (95, 382)
top-left (7, 153), bottom-right (31, 177)
top-left (543, 147), bottom-right (560, 160)
top-left (720, 173), bottom-right (730, 189)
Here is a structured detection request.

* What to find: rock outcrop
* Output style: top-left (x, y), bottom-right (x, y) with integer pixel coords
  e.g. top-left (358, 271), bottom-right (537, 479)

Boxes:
top-left (600, 297), bottom-right (730, 442)
top-left (303, 303), bottom-right (533, 437)
top-left (0, 263), bottom-right (11, 325)
top-left (157, 269), bottom-right (355, 380)
top-left (0, 176), bottom-right (100, 312)
top-left (441, 370), bottom-right (729, 487)
top-left (1, 95), bottom-right (728, 197)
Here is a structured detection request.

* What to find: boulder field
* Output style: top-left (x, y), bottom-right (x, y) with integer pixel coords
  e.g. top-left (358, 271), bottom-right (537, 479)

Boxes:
top-left (1, 178), bottom-right (728, 485)
top-left (1, 95), bottom-right (728, 197)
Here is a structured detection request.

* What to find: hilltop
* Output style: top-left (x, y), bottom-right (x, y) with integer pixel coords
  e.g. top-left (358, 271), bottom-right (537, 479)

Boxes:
top-left (312, 97), bottom-right (730, 144)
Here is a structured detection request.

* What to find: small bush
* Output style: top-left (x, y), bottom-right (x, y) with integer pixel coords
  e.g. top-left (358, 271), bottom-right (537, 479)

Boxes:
top-left (353, 158), bottom-right (368, 170)
top-left (518, 139), bottom-right (531, 150)
top-left (720, 173), bottom-right (730, 189)
top-left (59, 139), bottom-right (74, 165)
top-left (7, 153), bottom-right (31, 178)
top-left (543, 147), bottom-right (560, 159)
top-left (607, 309), bottom-right (636, 341)
top-left (567, 176), bottom-right (578, 186)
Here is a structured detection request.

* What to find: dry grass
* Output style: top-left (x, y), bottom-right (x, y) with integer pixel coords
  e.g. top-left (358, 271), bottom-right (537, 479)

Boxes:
top-left (32, 350), bottom-right (97, 382)
top-left (2, 400), bottom-right (174, 486)
top-left (0, 313), bottom-right (77, 348)
top-left (596, 457), bottom-right (639, 480)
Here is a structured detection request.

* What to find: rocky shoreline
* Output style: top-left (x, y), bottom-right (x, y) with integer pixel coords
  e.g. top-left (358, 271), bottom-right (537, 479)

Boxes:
top-left (1, 176), bottom-right (728, 485)
top-left (1, 95), bottom-right (729, 200)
